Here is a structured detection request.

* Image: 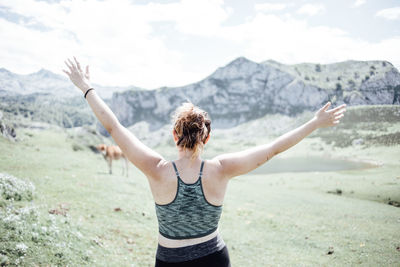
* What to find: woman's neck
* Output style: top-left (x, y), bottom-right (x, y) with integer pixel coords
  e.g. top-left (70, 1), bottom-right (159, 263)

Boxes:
top-left (176, 148), bottom-right (201, 164)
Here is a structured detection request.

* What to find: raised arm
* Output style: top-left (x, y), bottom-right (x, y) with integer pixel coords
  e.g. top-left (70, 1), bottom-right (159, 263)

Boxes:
top-left (213, 102), bottom-right (346, 179)
top-left (63, 57), bottom-right (164, 178)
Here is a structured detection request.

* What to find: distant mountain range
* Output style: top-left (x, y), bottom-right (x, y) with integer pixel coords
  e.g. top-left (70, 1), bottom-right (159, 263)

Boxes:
top-left (0, 67), bottom-right (138, 99)
top-left (0, 57), bottom-right (399, 135)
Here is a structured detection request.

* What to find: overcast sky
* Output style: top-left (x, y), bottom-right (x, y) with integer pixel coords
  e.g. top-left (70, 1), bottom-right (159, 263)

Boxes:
top-left (0, 0), bottom-right (399, 89)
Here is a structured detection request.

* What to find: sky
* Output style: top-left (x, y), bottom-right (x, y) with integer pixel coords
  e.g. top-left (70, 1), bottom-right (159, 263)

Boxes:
top-left (0, 0), bottom-right (399, 89)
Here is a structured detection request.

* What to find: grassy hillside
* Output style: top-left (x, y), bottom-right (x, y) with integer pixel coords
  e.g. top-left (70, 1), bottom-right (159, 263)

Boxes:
top-left (263, 59), bottom-right (396, 90)
top-left (0, 105), bottom-right (399, 266)
top-left (311, 105), bottom-right (400, 147)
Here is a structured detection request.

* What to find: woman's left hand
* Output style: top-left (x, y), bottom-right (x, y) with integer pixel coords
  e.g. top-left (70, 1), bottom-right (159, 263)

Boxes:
top-left (313, 101), bottom-right (347, 128)
top-left (63, 56), bottom-right (92, 93)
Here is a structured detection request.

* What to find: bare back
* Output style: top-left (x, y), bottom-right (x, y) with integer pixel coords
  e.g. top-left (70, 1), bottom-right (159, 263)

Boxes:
top-left (148, 158), bottom-right (228, 209)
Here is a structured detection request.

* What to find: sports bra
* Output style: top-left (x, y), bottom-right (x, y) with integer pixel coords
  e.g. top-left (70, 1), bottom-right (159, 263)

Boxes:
top-left (155, 160), bottom-right (223, 240)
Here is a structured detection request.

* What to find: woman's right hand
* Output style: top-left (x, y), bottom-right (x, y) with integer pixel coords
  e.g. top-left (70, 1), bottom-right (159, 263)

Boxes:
top-left (313, 102), bottom-right (347, 128)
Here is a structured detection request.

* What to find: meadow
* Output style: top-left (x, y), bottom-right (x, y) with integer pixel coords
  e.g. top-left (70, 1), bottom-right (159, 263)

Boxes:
top-left (0, 105), bottom-right (399, 266)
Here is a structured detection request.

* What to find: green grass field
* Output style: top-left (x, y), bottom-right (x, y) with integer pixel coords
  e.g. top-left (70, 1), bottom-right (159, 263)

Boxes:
top-left (1, 105), bottom-right (399, 266)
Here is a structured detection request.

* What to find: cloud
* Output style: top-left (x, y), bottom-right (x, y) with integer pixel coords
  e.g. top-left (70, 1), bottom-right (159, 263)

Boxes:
top-left (353, 0), bottom-right (366, 8)
top-left (375, 6), bottom-right (400, 20)
top-left (0, 0), bottom-right (231, 88)
top-left (213, 12), bottom-right (400, 70)
top-left (0, 0), bottom-right (400, 89)
top-left (296, 3), bottom-right (325, 16)
top-left (255, 2), bottom-right (290, 12)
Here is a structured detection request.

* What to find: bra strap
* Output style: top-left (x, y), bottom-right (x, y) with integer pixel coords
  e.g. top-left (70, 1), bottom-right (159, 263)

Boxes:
top-left (172, 161), bottom-right (180, 178)
top-left (199, 160), bottom-right (205, 178)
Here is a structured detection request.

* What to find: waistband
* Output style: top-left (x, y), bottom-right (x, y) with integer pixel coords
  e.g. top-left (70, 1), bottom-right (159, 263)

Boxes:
top-left (156, 233), bottom-right (226, 263)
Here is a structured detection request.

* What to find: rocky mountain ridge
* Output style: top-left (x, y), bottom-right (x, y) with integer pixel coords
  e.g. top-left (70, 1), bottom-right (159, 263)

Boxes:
top-left (110, 57), bottom-right (400, 133)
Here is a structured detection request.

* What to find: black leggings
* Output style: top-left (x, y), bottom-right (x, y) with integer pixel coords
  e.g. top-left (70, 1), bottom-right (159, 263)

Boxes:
top-left (155, 246), bottom-right (231, 267)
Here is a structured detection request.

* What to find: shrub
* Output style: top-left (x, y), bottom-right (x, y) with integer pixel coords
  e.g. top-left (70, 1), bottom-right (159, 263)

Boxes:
top-left (0, 174), bottom-right (91, 266)
top-left (305, 76), bottom-right (310, 81)
top-left (315, 64), bottom-right (321, 72)
top-left (0, 204), bottom-right (90, 266)
top-left (0, 173), bottom-right (34, 201)
top-left (72, 143), bottom-right (84, 151)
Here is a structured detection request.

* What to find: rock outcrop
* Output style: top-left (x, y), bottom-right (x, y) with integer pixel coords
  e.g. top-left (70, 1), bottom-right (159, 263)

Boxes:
top-left (0, 111), bottom-right (16, 141)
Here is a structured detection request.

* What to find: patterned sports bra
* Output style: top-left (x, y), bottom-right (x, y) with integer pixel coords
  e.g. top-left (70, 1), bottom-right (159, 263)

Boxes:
top-left (155, 160), bottom-right (223, 239)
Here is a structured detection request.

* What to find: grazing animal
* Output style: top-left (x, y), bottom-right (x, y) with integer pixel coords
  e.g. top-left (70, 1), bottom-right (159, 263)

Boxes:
top-left (96, 144), bottom-right (129, 177)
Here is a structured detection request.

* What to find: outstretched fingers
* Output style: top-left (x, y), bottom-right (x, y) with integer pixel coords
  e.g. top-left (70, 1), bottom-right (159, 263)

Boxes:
top-left (329, 109), bottom-right (345, 126)
top-left (62, 69), bottom-right (71, 76)
top-left (334, 113), bottom-right (344, 120)
top-left (328, 103), bottom-right (346, 114)
top-left (64, 60), bottom-right (73, 72)
top-left (73, 56), bottom-right (83, 72)
top-left (67, 58), bottom-right (76, 70)
top-left (321, 101), bottom-right (331, 111)
top-left (334, 108), bottom-right (346, 116)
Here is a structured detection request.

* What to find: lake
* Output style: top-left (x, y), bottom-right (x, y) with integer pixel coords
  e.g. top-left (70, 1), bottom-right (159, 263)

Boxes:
top-left (249, 156), bottom-right (377, 175)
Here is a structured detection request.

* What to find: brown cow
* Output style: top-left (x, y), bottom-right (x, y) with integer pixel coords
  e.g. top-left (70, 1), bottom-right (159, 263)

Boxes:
top-left (96, 144), bottom-right (128, 177)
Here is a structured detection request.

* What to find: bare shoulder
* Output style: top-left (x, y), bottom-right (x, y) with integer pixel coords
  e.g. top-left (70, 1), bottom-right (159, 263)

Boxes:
top-left (203, 158), bottom-right (225, 180)
top-left (146, 158), bottom-right (172, 181)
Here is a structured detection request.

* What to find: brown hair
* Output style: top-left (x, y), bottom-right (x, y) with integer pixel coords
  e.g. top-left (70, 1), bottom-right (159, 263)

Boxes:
top-left (172, 102), bottom-right (211, 160)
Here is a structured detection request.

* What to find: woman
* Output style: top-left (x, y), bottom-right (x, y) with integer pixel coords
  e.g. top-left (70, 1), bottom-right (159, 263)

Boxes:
top-left (63, 57), bottom-right (346, 266)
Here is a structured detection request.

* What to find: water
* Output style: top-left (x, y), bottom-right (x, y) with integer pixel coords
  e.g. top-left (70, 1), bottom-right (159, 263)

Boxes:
top-left (249, 156), bottom-right (376, 175)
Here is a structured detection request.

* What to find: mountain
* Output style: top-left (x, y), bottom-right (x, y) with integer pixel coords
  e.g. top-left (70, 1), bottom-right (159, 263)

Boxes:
top-left (0, 68), bottom-right (136, 99)
top-left (1, 57), bottom-right (399, 137)
top-left (0, 67), bottom-right (141, 131)
top-left (109, 57), bottom-right (400, 134)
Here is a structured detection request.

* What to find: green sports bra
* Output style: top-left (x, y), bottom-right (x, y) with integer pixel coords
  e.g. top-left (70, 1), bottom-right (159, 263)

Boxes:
top-left (155, 160), bottom-right (223, 239)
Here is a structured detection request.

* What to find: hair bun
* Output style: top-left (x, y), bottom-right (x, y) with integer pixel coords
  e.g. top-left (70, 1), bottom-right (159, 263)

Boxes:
top-left (172, 102), bottom-right (211, 160)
